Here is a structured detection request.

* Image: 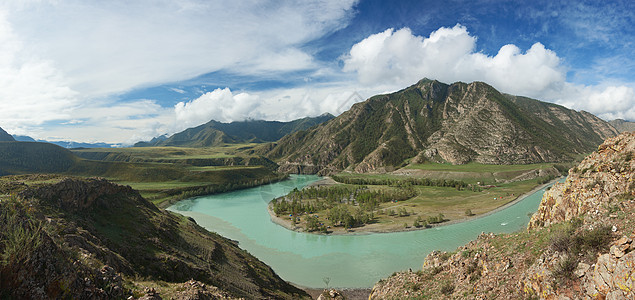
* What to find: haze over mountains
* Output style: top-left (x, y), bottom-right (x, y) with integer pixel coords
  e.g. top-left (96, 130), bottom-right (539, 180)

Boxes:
top-left (135, 114), bottom-right (334, 147)
top-left (12, 135), bottom-right (117, 148)
top-left (260, 79), bottom-right (619, 174)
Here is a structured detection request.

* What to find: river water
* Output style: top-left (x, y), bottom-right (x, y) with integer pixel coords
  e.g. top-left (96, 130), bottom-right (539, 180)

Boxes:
top-left (169, 174), bottom-right (555, 288)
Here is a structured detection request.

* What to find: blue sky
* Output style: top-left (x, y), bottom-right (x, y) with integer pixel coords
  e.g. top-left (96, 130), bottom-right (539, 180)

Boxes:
top-left (0, 0), bottom-right (633, 144)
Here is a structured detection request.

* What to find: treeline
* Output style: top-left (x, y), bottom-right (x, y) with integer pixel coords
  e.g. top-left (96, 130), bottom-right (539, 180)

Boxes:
top-left (331, 175), bottom-right (469, 190)
top-left (169, 173), bottom-right (289, 202)
top-left (537, 174), bottom-right (557, 184)
top-left (272, 185), bottom-right (417, 230)
top-left (272, 185), bottom-right (415, 217)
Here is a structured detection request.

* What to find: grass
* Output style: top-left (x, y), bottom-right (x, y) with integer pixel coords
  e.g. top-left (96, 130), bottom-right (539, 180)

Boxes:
top-left (64, 144), bottom-right (283, 207)
top-left (0, 197), bottom-right (45, 265)
top-left (404, 162), bottom-right (554, 173)
top-left (338, 162), bottom-right (561, 185)
top-left (72, 144), bottom-right (261, 161)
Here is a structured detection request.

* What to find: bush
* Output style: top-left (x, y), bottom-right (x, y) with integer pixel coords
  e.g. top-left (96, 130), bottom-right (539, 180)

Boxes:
top-left (577, 225), bottom-right (612, 253)
top-left (552, 255), bottom-right (577, 282)
top-left (550, 230), bottom-right (572, 253)
top-left (0, 198), bottom-right (45, 266)
top-left (440, 282), bottom-right (455, 295)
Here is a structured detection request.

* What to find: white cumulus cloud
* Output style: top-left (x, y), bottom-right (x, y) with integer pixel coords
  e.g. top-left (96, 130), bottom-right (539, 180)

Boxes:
top-left (343, 24), bottom-right (635, 121)
top-left (0, 9), bottom-right (80, 136)
top-left (174, 88), bottom-right (263, 130)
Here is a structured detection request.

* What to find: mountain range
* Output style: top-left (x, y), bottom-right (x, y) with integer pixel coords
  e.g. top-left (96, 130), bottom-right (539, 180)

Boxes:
top-left (12, 135), bottom-right (118, 148)
top-left (260, 79), bottom-right (618, 174)
top-left (134, 114), bottom-right (334, 147)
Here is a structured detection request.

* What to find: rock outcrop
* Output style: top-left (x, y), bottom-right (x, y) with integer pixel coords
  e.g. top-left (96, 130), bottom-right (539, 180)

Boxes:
top-left (529, 132), bottom-right (634, 229)
top-left (369, 132), bottom-right (635, 299)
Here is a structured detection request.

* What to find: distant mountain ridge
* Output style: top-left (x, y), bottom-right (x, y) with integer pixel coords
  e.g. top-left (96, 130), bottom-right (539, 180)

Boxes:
top-left (12, 135), bottom-right (118, 148)
top-left (261, 79), bottom-right (618, 174)
top-left (135, 114), bottom-right (334, 147)
top-left (0, 126), bottom-right (15, 141)
top-left (609, 119), bottom-right (635, 133)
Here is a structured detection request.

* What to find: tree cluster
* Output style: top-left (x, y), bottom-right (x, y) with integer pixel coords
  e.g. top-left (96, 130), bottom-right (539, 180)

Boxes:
top-left (331, 175), bottom-right (469, 190)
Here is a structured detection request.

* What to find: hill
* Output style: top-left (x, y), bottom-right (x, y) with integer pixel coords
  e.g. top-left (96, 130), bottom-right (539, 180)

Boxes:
top-left (0, 142), bottom-right (285, 207)
top-left (262, 79), bottom-right (618, 174)
top-left (609, 118), bottom-right (635, 133)
top-left (0, 127), bottom-right (15, 142)
top-left (369, 132), bottom-right (634, 299)
top-left (135, 114), bottom-right (334, 147)
top-left (0, 142), bottom-right (77, 175)
top-left (0, 176), bottom-right (309, 299)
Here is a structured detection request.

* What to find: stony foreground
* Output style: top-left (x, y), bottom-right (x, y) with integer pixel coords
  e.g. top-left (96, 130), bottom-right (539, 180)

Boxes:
top-left (369, 132), bottom-right (635, 299)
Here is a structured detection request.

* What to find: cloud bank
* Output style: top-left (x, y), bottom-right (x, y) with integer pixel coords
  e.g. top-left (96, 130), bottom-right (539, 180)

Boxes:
top-left (0, 0), bottom-right (358, 141)
top-left (1, 1), bottom-right (633, 144)
top-left (342, 24), bottom-right (635, 121)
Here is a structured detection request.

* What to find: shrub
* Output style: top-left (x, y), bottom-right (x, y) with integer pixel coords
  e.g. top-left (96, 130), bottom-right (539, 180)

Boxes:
top-left (550, 230), bottom-right (572, 253)
top-left (577, 225), bottom-right (612, 253)
top-left (552, 254), bottom-right (577, 282)
top-left (440, 282), bottom-right (455, 295)
top-left (0, 198), bottom-right (45, 266)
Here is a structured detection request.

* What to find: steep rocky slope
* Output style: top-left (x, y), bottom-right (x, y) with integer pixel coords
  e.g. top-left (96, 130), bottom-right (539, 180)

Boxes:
top-left (0, 175), bottom-right (309, 299)
top-left (609, 119), bottom-right (635, 133)
top-left (136, 114), bottom-right (334, 147)
top-left (369, 132), bottom-right (634, 299)
top-left (263, 79), bottom-right (617, 174)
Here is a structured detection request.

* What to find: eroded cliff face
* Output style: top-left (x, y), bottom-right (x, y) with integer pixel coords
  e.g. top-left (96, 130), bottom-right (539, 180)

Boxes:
top-left (529, 133), bottom-right (635, 229)
top-left (369, 132), bottom-right (635, 299)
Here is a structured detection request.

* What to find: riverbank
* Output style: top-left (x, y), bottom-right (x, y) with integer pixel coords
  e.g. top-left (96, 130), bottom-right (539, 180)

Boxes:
top-left (267, 177), bottom-right (562, 235)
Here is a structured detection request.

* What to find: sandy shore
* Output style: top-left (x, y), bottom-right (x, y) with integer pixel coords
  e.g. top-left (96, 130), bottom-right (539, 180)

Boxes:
top-left (266, 177), bottom-right (563, 236)
top-left (305, 176), bottom-right (338, 188)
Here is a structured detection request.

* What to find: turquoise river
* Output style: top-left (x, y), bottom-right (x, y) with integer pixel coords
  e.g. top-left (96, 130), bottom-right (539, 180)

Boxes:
top-left (169, 175), bottom-right (557, 288)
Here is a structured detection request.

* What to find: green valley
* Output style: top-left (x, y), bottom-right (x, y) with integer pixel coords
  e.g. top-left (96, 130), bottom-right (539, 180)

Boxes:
top-left (0, 141), bottom-right (286, 208)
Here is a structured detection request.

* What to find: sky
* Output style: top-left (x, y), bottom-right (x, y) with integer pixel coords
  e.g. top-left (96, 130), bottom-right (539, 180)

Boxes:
top-left (0, 0), bottom-right (633, 145)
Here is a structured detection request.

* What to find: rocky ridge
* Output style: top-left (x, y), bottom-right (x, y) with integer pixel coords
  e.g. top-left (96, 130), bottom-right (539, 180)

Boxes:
top-left (264, 79), bottom-right (618, 175)
top-left (369, 132), bottom-right (634, 299)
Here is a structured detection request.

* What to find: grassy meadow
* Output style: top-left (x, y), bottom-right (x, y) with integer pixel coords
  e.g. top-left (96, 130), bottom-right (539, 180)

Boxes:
top-left (69, 144), bottom-right (284, 207)
top-left (272, 162), bottom-right (563, 234)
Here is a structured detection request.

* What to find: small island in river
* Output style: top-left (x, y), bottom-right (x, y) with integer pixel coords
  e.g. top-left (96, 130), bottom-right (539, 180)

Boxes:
top-left (268, 163), bottom-right (565, 235)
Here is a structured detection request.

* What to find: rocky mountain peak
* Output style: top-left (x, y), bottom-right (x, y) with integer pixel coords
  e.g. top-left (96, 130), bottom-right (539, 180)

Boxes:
top-left (266, 79), bottom-right (618, 174)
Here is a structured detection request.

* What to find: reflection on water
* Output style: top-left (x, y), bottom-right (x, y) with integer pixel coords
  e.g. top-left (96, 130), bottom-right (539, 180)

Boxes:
top-left (169, 175), bottom-right (558, 288)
